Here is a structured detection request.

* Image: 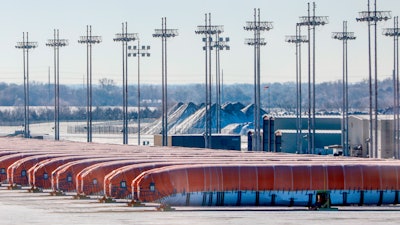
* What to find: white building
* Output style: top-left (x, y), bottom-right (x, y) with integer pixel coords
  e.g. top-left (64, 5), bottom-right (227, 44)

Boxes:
top-left (348, 115), bottom-right (395, 159)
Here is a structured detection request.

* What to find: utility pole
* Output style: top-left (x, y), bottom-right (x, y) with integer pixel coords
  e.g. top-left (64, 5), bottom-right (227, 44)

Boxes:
top-left (286, 25), bottom-right (308, 154)
top-left (383, 16), bottom-right (400, 159)
top-left (153, 17), bottom-right (178, 146)
top-left (332, 21), bottom-right (356, 157)
top-left (78, 25), bottom-right (102, 143)
top-left (46, 29), bottom-right (68, 141)
top-left (15, 32), bottom-right (38, 139)
top-left (128, 39), bottom-right (150, 146)
top-left (196, 13), bottom-right (224, 148)
top-left (298, 2), bottom-right (328, 154)
top-left (357, 0), bottom-right (391, 158)
top-left (244, 8), bottom-right (273, 151)
top-left (114, 22), bottom-right (137, 145)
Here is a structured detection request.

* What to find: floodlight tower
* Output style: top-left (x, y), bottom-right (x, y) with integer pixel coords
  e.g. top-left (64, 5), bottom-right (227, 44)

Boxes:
top-left (298, 2), bottom-right (328, 154)
top-left (285, 25), bottom-right (308, 154)
top-left (114, 22), bottom-right (137, 145)
top-left (332, 21), bottom-right (356, 157)
top-left (153, 17), bottom-right (178, 146)
top-left (212, 36), bottom-right (230, 134)
top-left (356, 0), bottom-right (391, 158)
top-left (244, 8), bottom-right (273, 151)
top-left (128, 39), bottom-right (150, 146)
top-left (15, 32), bottom-right (38, 139)
top-left (46, 29), bottom-right (68, 141)
top-left (383, 16), bottom-right (400, 159)
top-left (78, 25), bottom-right (102, 143)
top-left (196, 13), bottom-right (224, 148)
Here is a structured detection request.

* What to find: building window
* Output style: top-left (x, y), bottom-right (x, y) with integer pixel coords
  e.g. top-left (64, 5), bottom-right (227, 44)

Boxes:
top-left (21, 170), bottom-right (26, 177)
top-left (120, 181), bottom-right (127, 189)
top-left (93, 179), bottom-right (98, 185)
top-left (43, 172), bottom-right (48, 180)
top-left (150, 182), bottom-right (155, 192)
top-left (0, 168), bottom-right (5, 174)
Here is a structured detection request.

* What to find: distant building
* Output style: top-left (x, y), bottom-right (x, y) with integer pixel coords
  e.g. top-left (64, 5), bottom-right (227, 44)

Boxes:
top-left (348, 115), bottom-right (395, 159)
top-left (268, 115), bottom-right (397, 158)
top-left (154, 134), bottom-right (241, 151)
top-left (263, 116), bottom-right (342, 155)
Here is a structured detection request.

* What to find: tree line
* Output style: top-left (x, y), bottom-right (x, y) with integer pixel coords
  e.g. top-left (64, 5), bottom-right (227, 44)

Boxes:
top-left (0, 78), bottom-right (396, 124)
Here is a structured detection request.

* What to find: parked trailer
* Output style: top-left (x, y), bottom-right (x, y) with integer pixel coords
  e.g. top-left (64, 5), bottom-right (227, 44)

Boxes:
top-left (29, 155), bottom-right (94, 189)
top-left (105, 157), bottom-right (279, 199)
top-left (7, 153), bottom-right (71, 186)
top-left (52, 157), bottom-right (131, 192)
top-left (79, 156), bottom-right (240, 197)
top-left (2, 137), bottom-right (400, 209)
top-left (133, 163), bottom-right (400, 206)
top-left (76, 159), bottom-right (165, 196)
top-left (0, 153), bottom-right (44, 183)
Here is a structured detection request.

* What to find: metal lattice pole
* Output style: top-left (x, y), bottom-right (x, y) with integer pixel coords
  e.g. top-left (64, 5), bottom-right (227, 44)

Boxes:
top-left (298, 2), bottom-right (328, 154)
top-left (46, 29), bottom-right (68, 141)
top-left (153, 18), bottom-right (178, 147)
top-left (195, 13), bottom-right (224, 148)
top-left (383, 16), bottom-right (400, 159)
top-left (286, 25), bottom-right (308, 154)
top-left (357, 0), bottom-right (391, 158)
top-left (114, 22), bottom-right (137, 145)
top-left (15, 32), bottom-right (38, 139)
top-left (128, 39), bottom-right (150, 146)
top-left (78, 26), bottom-right (102, 143)
top-left (332, 21), bottom-right (356, 157)
top-left (212, 36), bottom-right (230, 134)
top-left (244, 8), bottom-right (273, 151)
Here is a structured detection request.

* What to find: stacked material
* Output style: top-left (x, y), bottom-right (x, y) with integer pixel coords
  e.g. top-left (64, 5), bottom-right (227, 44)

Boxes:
top-left (0, 137), bottom-right (399, 207)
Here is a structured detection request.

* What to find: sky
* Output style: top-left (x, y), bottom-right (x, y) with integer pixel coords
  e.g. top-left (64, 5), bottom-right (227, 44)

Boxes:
top-left (0, 0), bottom-right (399, 86)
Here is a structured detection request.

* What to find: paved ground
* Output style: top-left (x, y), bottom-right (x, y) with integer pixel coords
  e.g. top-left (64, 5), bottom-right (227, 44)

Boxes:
top-left (0, 187), bottom-right (400, 225)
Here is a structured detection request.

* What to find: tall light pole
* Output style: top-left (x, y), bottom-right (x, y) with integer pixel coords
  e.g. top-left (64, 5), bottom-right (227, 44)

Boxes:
top-left (196, 13), bottom-right (224, 148)
top-left (212, 36), bottom-right (230, 134)
top-left (244, 8), bottom-right (273, 151)
top-left (285, 24), bottom-right (308, 154)
top-left (356, 0), bottom-right (391, 158)
top-left (78, 25), bottom-right (102, 143)
top-left (153, 17), bottom-right (178, 147)
top-left (15, 32), bottom-right (38, 139)
top-left (46, 29), bottom-right (68, 141)
top-left (298, 2), bottom-right (328, 154)
top-left (383, 16), bottom-right (400, 159)
top-left (114, 22), bottom-right (137, 145)
top-left (128, 39), bottom-right (150, 146)
top-left (332, 21), bottom-right (356, 157)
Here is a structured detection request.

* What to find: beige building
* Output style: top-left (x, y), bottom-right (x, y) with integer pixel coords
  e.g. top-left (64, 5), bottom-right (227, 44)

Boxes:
top-left (349, 115), bottom-right (395, 159)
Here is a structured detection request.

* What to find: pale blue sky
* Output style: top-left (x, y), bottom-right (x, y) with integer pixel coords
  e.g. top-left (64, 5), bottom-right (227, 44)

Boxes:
top-left (0, 0), bottom-right (399, 85)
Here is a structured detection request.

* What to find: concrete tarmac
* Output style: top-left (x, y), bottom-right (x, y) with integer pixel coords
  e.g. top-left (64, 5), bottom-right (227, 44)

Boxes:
top-left (0, 187), bottom-right (400, 225)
